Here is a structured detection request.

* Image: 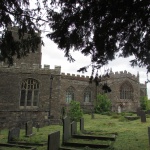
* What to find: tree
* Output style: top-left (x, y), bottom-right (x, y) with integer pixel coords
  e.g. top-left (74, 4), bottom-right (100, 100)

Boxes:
top-left (45, 0), bottom-right (150, 77)
top-left (68, 100), bottom-right (83, 122)
top-left (0, 0), bottom-right (150, 78)
top-left (94, 94), bottom-right (111, 113)
top-left (140, 96), bottom-right (150, 110)
top-left (0, 0), bottom-right (42, 64)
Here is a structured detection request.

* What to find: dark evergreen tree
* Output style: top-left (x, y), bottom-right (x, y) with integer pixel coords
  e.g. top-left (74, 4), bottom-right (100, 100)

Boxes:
top-left (45, 0), bottom-right (150, 75)
top-left (0, 0), bottom-right (150, 77)
top-left (0, 0), bottom-right (42, 64)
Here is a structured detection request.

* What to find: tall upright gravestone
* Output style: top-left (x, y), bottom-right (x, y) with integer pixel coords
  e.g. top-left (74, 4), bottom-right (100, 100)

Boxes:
top-left (80, 118), bottom-right (84, 132)
top-left (136, 107), bottom-right (141, 116)
top-left (71, 121), bottom-right (77, 135)
top-left (63, 117), bottom-right (71, 143)
top-left (140, 110), bottom-right (146, 123)
top-left (25, 121), bottom-right (33, 137)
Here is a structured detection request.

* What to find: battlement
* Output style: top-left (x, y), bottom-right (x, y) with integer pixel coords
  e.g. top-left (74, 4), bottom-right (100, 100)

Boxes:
top-left (61, 72), bottom-right (90, 81)
top-left (0, 62), bottom-right (61, 75)
top-left (109, 70), bottom-right (138, 81)
top-left (8, 25), bottom-right (41, 36)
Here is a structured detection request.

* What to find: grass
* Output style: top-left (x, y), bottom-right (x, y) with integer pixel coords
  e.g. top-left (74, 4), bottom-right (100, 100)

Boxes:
top-left (0, 113), bottom-right (150, 150)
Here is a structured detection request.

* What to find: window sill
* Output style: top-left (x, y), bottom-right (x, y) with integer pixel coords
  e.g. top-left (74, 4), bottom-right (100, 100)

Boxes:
top-left (19, 106), bottom-right (38, 109)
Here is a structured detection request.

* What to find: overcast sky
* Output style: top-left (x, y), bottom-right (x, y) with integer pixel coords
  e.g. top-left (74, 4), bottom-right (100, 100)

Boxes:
top-left (41, 35), bottom-right (150, 99)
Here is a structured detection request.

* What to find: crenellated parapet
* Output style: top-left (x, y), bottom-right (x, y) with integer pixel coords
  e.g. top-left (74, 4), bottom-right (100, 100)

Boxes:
top-left (61, 72), bottom-right (90, 81)
top-left (0, 62), bottom-right (61, 75)
top-left (109, 70), bottom-right (138, 81)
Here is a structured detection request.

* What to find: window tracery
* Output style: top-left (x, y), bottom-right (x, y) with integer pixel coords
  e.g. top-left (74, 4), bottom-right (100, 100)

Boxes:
top-left (20, 78), bottom-right (39, 107)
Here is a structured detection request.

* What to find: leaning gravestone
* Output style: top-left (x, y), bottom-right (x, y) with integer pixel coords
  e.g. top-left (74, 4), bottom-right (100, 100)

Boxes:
top-left (25, 121), bottom-right (33, 137)
top-left (63, 117), bottom-right (71, 143)
top-left (140, 110), bottom-right (146, 123)
top-left (71, 121), bottom-right (77, 135)
top-left (80, 118), bottom-right (84, 132)
top-left (8, 127), bottom-right (20, 142)
top-left (47, 131), bottom-right (60, 150)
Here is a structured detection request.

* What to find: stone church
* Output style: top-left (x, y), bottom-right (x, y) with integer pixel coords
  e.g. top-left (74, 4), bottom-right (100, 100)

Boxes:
top-left (0, 27), bottom-right (147, 128)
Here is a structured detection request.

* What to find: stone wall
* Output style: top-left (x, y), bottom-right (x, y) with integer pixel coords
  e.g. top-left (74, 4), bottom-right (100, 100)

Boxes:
top-left (7, 26), bottom-right (42, 67)
top-left (0, 63), bottom-right (61, 128)
top-left (0, 27), bottom-right (147, 127)
top-left (60, 73), bottom-right (97, 113)
top-left (103, 71), bottom-right (141, 112)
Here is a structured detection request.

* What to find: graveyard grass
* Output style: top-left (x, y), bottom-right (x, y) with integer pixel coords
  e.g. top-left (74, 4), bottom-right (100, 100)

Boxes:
top-left (0, 113), bottom-right (150, 150)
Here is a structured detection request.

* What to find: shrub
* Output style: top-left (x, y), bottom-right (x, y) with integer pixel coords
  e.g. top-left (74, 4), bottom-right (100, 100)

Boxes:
top-left (94, 94), bottom-right (111, 113)
top-left (140, 96), bottom-right (150, 110)
top-left (68, 100), bottom-right (83, 122)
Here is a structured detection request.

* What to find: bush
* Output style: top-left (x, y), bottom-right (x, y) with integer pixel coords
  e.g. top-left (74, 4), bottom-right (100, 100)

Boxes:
top-left (140, 96), bottom-right (150, 110)
top-left (94, 94), bottom-right (111, 113)
top-left (68, 100), bottom-right (83, 122)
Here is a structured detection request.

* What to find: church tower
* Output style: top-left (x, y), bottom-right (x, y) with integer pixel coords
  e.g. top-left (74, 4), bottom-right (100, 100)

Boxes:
top-left (7, 26), bottom-right (42, 67)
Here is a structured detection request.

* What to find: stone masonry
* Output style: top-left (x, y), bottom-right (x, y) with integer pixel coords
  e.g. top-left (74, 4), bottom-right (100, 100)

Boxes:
top-left (0, 27), bottom-right (147, 128)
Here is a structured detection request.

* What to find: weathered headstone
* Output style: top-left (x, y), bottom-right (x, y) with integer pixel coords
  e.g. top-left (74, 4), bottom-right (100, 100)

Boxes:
top-left (148, 127), bottom-right (150, 146)
top-left (63, 117), bottom-right (71, 142)
top-left (25, 121), bottom-right (33, 137)
top-left (140, 110), bottom-right (146, 122)
top-left (147, 110), bottom-right (150, 115)
top-left (71, 121), bottom-right (77, 135)
top-left (47, 131), bottom-right (60, 150)
top-left (118, 106), bottom-right (121, 113)
top-left (8, 127), bottom-right (20, 142)
top-left (136, 107), bottom-right (141, 116)
top-left (80, 118), bottom-right (84, 132)
top-left (36, 123), bottom-right (40, 132)
top-left (91, 112), bottom-right (94, 119)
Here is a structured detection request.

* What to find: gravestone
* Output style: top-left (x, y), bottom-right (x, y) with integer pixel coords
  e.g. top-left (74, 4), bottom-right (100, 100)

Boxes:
top-left (80, 118), bottom-right (84, 132)
top-left (136, 107), bottom-right (141, 116)
top-left (140, 110), bottom-right (146, 122)
top-left (25, 121), bottom-right (33, 137)
top-left (63, 117), bottom-right (71, 142)
top-left (36, 123), bottom-right (40, 132)
top-left (71, 121), bottom-right (77, 135)
top-left (91, 112), bottom-right (94, 119)
top-left (118, 106), bottom-right (121, 113)
top-left (47, 131), bottom-right (60, 150)
top-left (148, 127), bottom-right (150, 146)
top-left (147, 110), bottom-right (150, 115)
top-left (8, 127), bottom-right (20, 142)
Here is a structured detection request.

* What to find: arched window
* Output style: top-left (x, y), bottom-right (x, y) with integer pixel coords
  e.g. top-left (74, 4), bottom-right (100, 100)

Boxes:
top-left (20, 78), bottom-right (39, 107)
top-left (66, 86), bottom-right (74, 103)
top-left (84, 87), bottom-right (91, 102)
top-left (120, 82), bottom-right (133, 100)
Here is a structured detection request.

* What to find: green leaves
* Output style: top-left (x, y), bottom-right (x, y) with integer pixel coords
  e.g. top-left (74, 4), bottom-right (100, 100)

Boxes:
top-left (47, 0), bottom-right (150, 74)
top-left (68, 100), bottom-right (83, 122)
top-left (95, 94), bottom-right (111, 113)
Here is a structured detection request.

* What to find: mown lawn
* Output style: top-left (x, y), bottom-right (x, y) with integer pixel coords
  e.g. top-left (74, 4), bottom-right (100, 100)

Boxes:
top-left (0, 113), bottom-right (150, 150)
